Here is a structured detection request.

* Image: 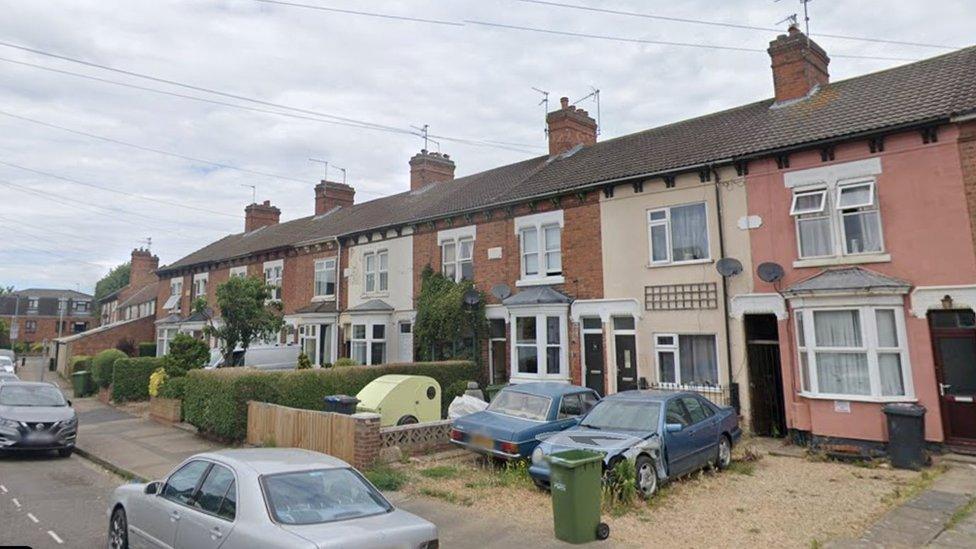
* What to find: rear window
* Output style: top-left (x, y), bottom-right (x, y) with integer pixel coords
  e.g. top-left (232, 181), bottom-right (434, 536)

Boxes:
top-left (261, 468), bottom-right (392, 525)
top-left (487, 390), bottom-right (552, 421)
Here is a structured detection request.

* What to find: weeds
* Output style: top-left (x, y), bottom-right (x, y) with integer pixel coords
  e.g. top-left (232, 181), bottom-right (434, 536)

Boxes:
top-left (728, 461), bottom-right (756, 476)
top-left (945, 496), bottom-right (976, 530)
top-left (365, 465), bottom-right (409, 491)
top-left (419, 487), bottom-right (473, 507)
top-left (602, 459), bottom-right (638, 514)
top-left (419, 466), bottom-right (460, 479)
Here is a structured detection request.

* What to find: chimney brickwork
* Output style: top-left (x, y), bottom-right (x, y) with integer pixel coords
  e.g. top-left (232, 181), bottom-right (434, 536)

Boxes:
top-left (315, 181), bottom-right (356, 215)
top-left (244, 200), bottom-right (281, 232)
top-left (546, 97), bottom-right (598, 156)
top-left (129, 248), bottom-right (159, 290)
top-left (409, 150), bottom-right (456, 191)
top-left (767, 24), bottom-right (830, 103)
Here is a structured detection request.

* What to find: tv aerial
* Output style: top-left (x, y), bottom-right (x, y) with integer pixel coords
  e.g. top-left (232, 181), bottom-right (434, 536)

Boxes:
top-left (757, 262), bottom-right (785, 283)
top-left (715, 257), bottom-right (743, 277)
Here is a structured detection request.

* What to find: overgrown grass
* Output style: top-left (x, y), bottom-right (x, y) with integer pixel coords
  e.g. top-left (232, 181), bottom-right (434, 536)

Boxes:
top-left (728, 461), bottom-right (757, 476)
top-left (880, 465), bottom-right (946, 506)
top-left (945, 496), bottom-right (976, 530)
top-left (419, 487), bottom-right (473, 506)
top-left (420, 465), bottom-right (460, 479)
top-left (365, 465), bottom-right (409, 491)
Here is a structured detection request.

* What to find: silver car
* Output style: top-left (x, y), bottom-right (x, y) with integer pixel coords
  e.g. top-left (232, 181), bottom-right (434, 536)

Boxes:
top-left (0, 373), bottom-right (19, 384)
top-left (107, 448), bottom-right (438, 549)
top-left (0, 356), bottom-right (14, 374)
top-left (0, 381), bottom-right (78, 457)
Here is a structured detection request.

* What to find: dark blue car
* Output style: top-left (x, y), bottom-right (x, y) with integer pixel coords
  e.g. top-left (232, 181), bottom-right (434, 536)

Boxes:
top-left (450, 383), bottom-right (601, 460)
top-left (529, 390), bottom-right (741, 497)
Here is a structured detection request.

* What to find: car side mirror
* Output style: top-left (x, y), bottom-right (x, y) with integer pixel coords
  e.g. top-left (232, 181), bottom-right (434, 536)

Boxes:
top-left (66, 399), bottom-right (72, 407)
top-left (665, 423), bottom-right (684, 433)
top-left (145, 481), bottom-right (161, 495)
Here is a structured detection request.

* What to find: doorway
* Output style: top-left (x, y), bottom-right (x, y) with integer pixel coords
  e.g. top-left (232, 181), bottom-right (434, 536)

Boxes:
top-left (613, 316), bottom-right (638, 392)
top-left (929, 310), bottom-right (976, 447)
top-left (581, 318), bottom-right (605, 396)
top-left (488, 319), bottom-right (508, 385)
top-left (745, 314), bottom-right (786, 437)
top-left (398, 321), bottom-right (414, 362)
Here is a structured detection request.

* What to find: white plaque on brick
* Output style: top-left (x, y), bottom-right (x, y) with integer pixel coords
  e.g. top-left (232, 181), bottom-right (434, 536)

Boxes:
top-left (487, 247), bottom-right (503, 260)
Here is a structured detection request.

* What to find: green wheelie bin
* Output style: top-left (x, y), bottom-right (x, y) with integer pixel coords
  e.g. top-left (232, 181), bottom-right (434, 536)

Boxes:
top-left (71, 370), bottom-right (93, 397)
top-left (548, 449), bottom-right (610, 543)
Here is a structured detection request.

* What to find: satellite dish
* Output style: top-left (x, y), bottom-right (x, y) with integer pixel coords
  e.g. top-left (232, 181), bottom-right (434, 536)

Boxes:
top-left (757, 262), bottom-right (785, 283)
top-left (463, 289), bottom-right (482, 307)
top-left (490, 284), bottom-right (512, 300)
top-left (715, 257), bottom-right (743, 277)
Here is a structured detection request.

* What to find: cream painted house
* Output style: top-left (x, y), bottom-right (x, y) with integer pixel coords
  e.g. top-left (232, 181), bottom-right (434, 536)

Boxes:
top-left (599, 166), bottom-right (761, 424)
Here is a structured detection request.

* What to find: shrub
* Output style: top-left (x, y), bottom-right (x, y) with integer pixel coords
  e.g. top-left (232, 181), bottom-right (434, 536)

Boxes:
top-left (91, 349), bottom-right (127, 389)
top-left (115, 338), bottom-right (137, 357)
top-left (69, 355), bottom-right (91, 375)
top-left (111, 357), bottom-right (162, 402)
top-left (161, 333), bottom-right (210, 377)
top-left (334, 357), bottom-right (359, 367)
top-left (184, 361), bottom-right (481, 441)
top-left (148, 367), bottom-right (168, 397)
top-left (158, 376), bottom-right (188, 400)
top-left (296, 352), bottom-right (312, 370)
top-left (138, 342), bottom-right (157, 357)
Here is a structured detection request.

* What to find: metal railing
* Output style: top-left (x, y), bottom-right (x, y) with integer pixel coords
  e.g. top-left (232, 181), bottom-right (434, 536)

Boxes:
top-left (646, 381), bottom-right (732, 407)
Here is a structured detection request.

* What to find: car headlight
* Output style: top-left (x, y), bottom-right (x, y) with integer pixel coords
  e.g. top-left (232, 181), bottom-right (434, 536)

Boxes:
top-left (531, 447), bottom-right (544, 465)
top-left (0, 417), bottom-right (19, 429)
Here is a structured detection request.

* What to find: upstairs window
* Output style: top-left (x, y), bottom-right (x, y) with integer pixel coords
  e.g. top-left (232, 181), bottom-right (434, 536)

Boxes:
top-left (264, 261), bottom-right (283, 302)
top-left (164, 279), bottom-right (183, 311)
top-left (442, 237), bottom-right (474, 282)
top-left (27, 297), bottom-right (38, 312)
top-left (314, 258), bottom-right (336, 298)
top-left (791, 179), bottom-right (883, 259)
top-left (363, 250), bottom-right (389, 293)
top-left (519, 225), bottom-right (562, 278)
top-left (647, 202), bottom-right (709, 265)
top-left (229, 266), bottom-right (247, 279)
top-left (837, 181), bottom-right (882, 255)
top-left (192, 274), bottom-right (208, 300)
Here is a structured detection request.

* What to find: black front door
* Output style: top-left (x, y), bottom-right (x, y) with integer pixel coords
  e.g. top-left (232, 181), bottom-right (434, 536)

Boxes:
top-left (583, 333), bottom-right (605, 396)
top-left (930, 310), bottom-right (976, 446)
top-left (615, 334), bottom-right (638, 392)
top-left (745, 314), bottom-right (787, 437)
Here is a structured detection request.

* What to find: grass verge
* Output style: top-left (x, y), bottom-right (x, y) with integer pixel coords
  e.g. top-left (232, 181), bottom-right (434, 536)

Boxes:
top-left (365, 465), bottom-right (409, 491)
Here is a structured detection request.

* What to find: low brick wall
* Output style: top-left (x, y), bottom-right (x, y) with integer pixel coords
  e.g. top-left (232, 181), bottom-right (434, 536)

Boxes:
top-left (149, 397), bottom-right (182, 424)
top-left (380, 420), bottom-right (453, 454)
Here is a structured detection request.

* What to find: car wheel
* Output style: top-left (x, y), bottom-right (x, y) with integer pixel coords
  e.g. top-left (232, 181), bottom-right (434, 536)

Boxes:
top-left (716, 436), bottom-right (732, 471)
top-left (397, 415), bottom-right (419, 426)
top-left (635, 455), bottom-right (658, 499)
top-left (108, 507), bottom-right (128, 549)
top-left (57, 447), bottom-right (73, 458)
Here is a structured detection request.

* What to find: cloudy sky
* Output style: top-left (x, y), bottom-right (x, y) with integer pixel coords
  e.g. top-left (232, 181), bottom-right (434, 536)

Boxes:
top-left (1, 0), bottom-right (972, 293)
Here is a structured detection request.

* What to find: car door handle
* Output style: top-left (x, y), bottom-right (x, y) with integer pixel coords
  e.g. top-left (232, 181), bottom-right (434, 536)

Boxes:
top-left (210, 527), bottom-right (223, 540)
top-left (169, 510), bottom-right (181, 522)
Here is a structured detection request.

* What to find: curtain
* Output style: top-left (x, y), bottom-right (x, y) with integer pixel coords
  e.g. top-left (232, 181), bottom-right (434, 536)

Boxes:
top-left (650, 224), bottom-right (668, 262)
top-left (813, 310), bottom-right (862, 347)
top-left (798, 217), bottom-right (833, 257)
top-left (670, 203), bottom-right (708, 260)
top-left (875, 310), bottom-right (898, 347)
top-left (658, 351), bottom-right (676, 383)
top-left (816, 352), bottom-right (871, 395)
top-left (879, 354), bottom-right (905, 396)
top-left (679, 335), bottom-right (718, 384)
top-left (843, 211), bottom-right (882, 253)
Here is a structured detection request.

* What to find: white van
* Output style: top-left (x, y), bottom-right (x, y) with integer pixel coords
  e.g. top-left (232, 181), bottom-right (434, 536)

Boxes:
top-left (206, 344), bottom-right (301, 370)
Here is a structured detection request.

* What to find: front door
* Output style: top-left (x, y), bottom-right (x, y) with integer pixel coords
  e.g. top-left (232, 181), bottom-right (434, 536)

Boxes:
top-left (930, 310), bottom-right (976, 446)
top-left (583, 333), bottom-right (606, 396)
top-left (489, 319), bottom-right (508, 384)
top-left (745, 314), bottom-right (787, 437)
top-left (615, 334), bottom-right (638, 392)
top-left (398, 321), bottom-right (413, 362)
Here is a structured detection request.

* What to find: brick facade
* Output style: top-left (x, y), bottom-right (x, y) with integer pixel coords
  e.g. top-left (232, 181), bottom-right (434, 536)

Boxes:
top-left (2, 315), bottom-right (92, 345)
top-left (61, 315), bottom-right (156, 358)
top-left (959, 121), bottom-right (976, 260)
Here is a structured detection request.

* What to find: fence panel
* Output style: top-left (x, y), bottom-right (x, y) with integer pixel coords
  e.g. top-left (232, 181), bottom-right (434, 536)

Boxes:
top-left (246, 401), bottom-right (357, 462)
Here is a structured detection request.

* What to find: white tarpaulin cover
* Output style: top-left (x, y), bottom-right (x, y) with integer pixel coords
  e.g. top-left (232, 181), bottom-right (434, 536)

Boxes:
top-left (448, 395), bottom-right (489, 419)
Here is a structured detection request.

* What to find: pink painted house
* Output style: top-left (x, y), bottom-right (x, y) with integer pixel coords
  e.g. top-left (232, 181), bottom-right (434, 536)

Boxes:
top-left (735, 27), bottom-right (976, 452)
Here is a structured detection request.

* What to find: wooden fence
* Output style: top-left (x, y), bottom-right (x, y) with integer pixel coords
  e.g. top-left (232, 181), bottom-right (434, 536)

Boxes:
top-left (246, 401), bottom-right (358, 465)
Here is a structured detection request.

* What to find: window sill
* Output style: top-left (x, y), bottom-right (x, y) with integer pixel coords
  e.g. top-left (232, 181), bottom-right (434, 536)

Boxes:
top-left (311, 296), bottom-right (336, 303)
top-left (793, 253), bottom-right (891, 269)
top-left (516, 275), bottom-right (565, 287)
top-left (646, 258), bottom-right (713, 269)
top-left (510, 374), bottom-right (570, 384)
top-left (798, 392), bottom-right (916, 404)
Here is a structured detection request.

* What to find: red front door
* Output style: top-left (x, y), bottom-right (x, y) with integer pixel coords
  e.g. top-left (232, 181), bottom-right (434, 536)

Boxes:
top-left (929, 310), bottom-right (976, 446)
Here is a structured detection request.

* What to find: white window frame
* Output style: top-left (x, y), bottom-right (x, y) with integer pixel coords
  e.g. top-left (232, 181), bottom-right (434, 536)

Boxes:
top-left (646, 202), bottom-right (711, 266)
top-left (509, 307), bottom-right (569, 382)
top-left (313, 258), bottom-right (337, 299)
top-left (350, 321), bottom-right (387, 365)
top-left (791, 177), bottom-right (885, 260)
top-left (795, 305), bottom-right (914, 402)
top-left (229, 266), bottom-right (248, 279)
top-left (192, 274), bottom-right (208, 300)
top-left (362, 250), bottom-right (389, 294)
top-left (837, 180), bottom-right (884, 256)
top-left (263, 260), bottom-right (283, 302)
top-left (514, 210), bottom-right (564, 286)
top-left (441, 237), bottom-right (474, 282)
top-left (156, 327), bottom-right (178, 357)
top-left (790, 188), bottom-right (828, 215)
top-left (164, 279), bottom-right (183, 311)
top-left (653, 333), bottom-right (719, 386)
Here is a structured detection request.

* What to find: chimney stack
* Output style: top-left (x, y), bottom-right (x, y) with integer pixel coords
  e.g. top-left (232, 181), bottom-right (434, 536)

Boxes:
top-left (409, 150), bottom-right (455, 191)
top-left (546, 97), bottom-right (598, 156)
top-left (767, 24), bottom-right (830, 103)
top-left (129, 248), bottom-right (159, 290)
top-left (314, 181), bottom-right (356, 215)
top-left (244, 200), bottom-right (281, 232)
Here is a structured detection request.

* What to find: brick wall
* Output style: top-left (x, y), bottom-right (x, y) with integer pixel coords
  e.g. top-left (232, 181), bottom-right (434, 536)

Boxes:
top-left (282, 246), bottom-right (340, 315)
top-left (353, 413), bottom-right (381, 469)
top-left (62, 315), bottom-right (156, 358)
top-left (960, 121), bottom-right (976, 260)
top-left (2, 315), bottom-right (92, 345)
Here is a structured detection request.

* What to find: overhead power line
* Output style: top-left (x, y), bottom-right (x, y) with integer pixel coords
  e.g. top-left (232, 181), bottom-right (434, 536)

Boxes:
top-left (250, 0), bottom-right (463, 26)
top-left (463, 20), bottom-right (921, 61)
top-left (514, 0), bottom-right (961, 50)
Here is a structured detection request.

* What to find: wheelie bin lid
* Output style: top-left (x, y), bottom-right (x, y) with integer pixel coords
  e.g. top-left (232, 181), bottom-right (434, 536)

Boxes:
top-left (323, 394), bottom-right (360, 404)
top-left (547, 449), bottom-right (605, 469)
top-left (882, 403), bottom-right (926, 417)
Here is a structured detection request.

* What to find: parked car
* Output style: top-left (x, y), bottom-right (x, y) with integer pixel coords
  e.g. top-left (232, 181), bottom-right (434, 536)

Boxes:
top-left (356, 375), bottom-right (441, 426)
top-left (206, 344), bottom-right (301, 370)
top-left (450, 382), bottom-right (600, 461)
top-left (0, 373), bottom-right (20, 384)
top-left (529, 390), bottom-right (741, 497)
top-left (0, 356), bottom-right (14, 374)
top-left (107, 448), bottom-right (438, 549)
top-left (0, 381), bottom-right (77, 457)
top-left (0, 349), bottom-right (15, 363)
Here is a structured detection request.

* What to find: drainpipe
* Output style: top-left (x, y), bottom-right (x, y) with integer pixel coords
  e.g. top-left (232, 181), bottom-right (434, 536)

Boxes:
top-left (712, 166), bottom-right (738, 412)
top-left (335, 237), bottom-right (343, 361)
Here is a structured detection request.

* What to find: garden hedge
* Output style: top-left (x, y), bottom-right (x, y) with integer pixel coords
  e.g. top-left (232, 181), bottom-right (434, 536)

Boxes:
top-left (111, 357), bottom-right (163, 402)
top-left (138, 342), bottom-right (157, 357)
top-left (91, 349), bottom-right (127, 389)
top-left (184, 361), bottom-right (482, 441)
top-left (158, 376), bottom-right (188, 400)
top-left (69, 355), bottom-right (91, 376)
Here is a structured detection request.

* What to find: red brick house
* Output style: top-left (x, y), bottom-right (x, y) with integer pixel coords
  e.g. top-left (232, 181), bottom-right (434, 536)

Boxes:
top-left (0, 289), bottom-right (93, 348)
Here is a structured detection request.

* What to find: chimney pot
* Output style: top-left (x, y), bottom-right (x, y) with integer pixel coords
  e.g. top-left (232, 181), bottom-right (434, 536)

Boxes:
top-left (546, 94), bottom-right (598, 156)
top-left (560, 97), bottom-right (569, 109)
top-left (244, 201), bottom-right (281, 232)
top-left (767, 25), bottom-right (830, 103)
top-left (409, 149), bottom-right (456, 191)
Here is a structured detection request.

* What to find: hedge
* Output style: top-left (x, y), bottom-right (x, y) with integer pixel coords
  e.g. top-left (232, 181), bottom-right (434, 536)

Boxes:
top-left (158, 376), bottom-right (188, 400)
top-left (184, 361), bottom-right (482, 441)
top-left (111, 357), bottom-right (163, 402)
top-left (138, 342), bottom-right (157, 357)
top-left (69, 355), bottom-right (91, 376)
top-left (91, 349), bottom-right (127, 389)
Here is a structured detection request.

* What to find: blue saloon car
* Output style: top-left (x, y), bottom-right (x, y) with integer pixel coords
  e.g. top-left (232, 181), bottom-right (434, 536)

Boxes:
top-left (450, 383), bottom-right (601, 460)
top-left (529, 391), bottom-right (741, 497)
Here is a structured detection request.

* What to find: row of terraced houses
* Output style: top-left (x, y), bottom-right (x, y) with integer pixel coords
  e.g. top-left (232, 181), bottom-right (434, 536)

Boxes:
top-left (148, 27), bottom-right (976, 454)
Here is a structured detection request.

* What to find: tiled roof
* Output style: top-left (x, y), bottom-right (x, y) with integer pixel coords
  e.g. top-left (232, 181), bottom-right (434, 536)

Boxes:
top-left (293, 301), bottom-right (339, 314)
top-left (347, 299), bottom-right (395, 312)
top-left (11, 288), bottom-right (92, 299)
top-left (117, 282), bottom-right (159, 309)
top-left (160, 46), bottom-right (976, 274)
top-left (503, 285), bottom-right (573, 306)
top-left (783, 267), bottom-right (911, 295)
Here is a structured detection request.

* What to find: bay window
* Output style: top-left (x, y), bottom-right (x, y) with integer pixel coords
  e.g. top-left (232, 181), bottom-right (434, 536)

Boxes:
top-left (511, 311), bottom-right (567, 380)
top-left (791, 178), bottom-right (884, 259)
top-left (351, 322), bottom-right (386, 365)
top-left (264, 261), bottom-right (283, 302)
top-left (647, 202), bottom-right (709, 265)
top-left (796, 306), bottom-right (911, 399)
top-left (654, 333), bottom-right (719, 385)
top-left (314, 258), bottom-right (336, 298)
top-left (363, 250), bottom-right (389, 293)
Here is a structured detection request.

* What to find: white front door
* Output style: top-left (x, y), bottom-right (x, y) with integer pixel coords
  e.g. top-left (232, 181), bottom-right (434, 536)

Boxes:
top-left (398, 321), bottom-right (413, 362)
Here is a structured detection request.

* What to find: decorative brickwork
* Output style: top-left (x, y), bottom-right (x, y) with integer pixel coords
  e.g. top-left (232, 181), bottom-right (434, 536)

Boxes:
top-left (380, 419), bottom-right (452, 454)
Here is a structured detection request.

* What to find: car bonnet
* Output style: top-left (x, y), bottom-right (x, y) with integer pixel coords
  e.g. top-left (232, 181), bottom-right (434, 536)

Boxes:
top-left (539, 429), bottom-right (653, 457)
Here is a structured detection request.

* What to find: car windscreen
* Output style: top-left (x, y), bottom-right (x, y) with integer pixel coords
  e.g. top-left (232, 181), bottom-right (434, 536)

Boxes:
top-left (579, 400), bottom-right (661, 432)
top-left (261, 468), bottom-right (392, 525)
top-left (0, 374), bottom-right (19, 382)
top-left (0, 385), bottom-right (67, 407)
top-left (487, 390), bottom-right (552, 421)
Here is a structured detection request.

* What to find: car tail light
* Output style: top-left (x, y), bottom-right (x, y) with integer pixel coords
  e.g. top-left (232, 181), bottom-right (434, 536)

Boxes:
top-left (450, 429), bottom-right (464, 441)
top-left (499, 441), bottom-right (519, 455)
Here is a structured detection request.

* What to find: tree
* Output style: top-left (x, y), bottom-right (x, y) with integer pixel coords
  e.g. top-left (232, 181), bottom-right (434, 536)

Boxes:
top-left (197, 276), bottom-right (284, 366)
top-left (0, 319), bottom-right (9, 348)
top-left (94, 262), bottom-right (130, 319)
top-left (414, 266), bottom-right (486, 363)
top-left (161, 333), bottom-right (210, 376)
